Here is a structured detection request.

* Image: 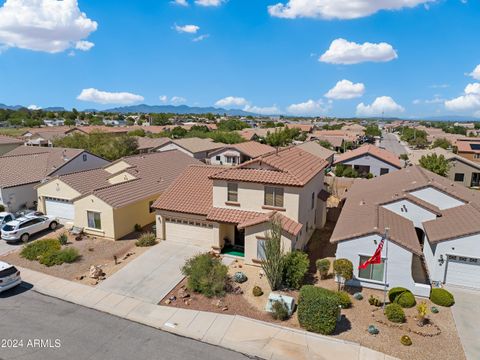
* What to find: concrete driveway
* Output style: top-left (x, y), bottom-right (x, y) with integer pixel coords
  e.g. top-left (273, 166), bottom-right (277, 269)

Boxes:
top-left (449, 287), bottom-right (480, 360)
top-left (0, 240), bottom-right (22, 256)
top-left (98, 241), bottom-right (204, 304)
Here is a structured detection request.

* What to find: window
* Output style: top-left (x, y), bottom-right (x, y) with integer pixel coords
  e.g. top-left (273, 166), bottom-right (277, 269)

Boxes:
top-left (149, 200), bottom-right (155, 213)
top-left (475, 154), bottom-right (480, 159)
top-left (87, 211), bottom-right (102, 229)
top-left (257, 239), bottom-right (266, 260)
top-left (82, 154), bottom-right (87, 161)
top-left (216, 156), bottom-right (221, 161)
top-left (380, 168), bottom-right (389, 176)
top-left (227, 183), bottom-right (238, 202)
top-left (264, 187), bottom-right (284, 208)
top-left (358, 256), bottom-right (385, 282)
top-left (311, 192), bottom-right (315, 209)
top-left (454, 173), bottom-right (465, 182)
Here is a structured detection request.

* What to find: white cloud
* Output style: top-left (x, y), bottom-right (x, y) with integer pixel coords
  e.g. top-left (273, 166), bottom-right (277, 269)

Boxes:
top-left (325, 79), bottom-right (365, 100)
top-left (429, 84), bottom-right (449, 89)
top-left (268, 0), bottom-right (433, 20)
top-left (287, 99), bottom-right (329, 116)
top-left (445, 83), bottom-right (480, 111)
top-left (27, 104), bottom-right (41, 110)
top-left (173, 0), bottom-right (189, 6)
top-left (171, 96), bottom-right (187, 104)
top-left (215, 96), bottom-right (248, 108)
top-left (356, 96), bottom-right (404, 116)
top-left (195, 0), bottom-right (224, 6)
top-left (159, 95), bottom-right (168, 103)
top-left (413, 95), bottom-right (445, 105)
top-left (0, 0), bottom-right (97, 53)
top-left (319, 39), bottom-right (397, 65)
top-left (470, 64), bottom-right (480, 81)
top-left (475, 110), bottom-right (480, 118)
top-left (75, 41), bottom-right (94, 51)
top-left (193, 34), bottom-right (209, 42)
top-left (77, 88), bottom-right (144, 105)
top-left (174, 24), bottom-right (200, 34)
top-left (243, 104), bottom-right (281, 115)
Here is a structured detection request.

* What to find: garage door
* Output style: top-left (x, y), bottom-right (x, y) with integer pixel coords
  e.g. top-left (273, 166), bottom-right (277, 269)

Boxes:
top-left (165, 219), bottom-right (213, 249)
top-left (45, 198), bottom-right (75, 221)
top-left (446, 255), bottom-right (480, 289)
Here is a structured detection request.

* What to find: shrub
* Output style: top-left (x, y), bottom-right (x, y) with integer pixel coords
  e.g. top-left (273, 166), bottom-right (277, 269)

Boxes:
top-left (134, 223), bottom-right (142, 232)
top-left (396, 291), bottom-right (416, 308)
top-left (20, 239), bottom-right (61, 261)
top-left (135, 232), bottom-right (157, 247)
top-left (388, 287), bottom-right (409, 303)
top-left (430, 288), bottom-right (455, 307)
top-left (316, 258), bottom-right (330, 279)
top-left (261, 219), bottom-right (284, 291)
top-left (283, 251), bottom-right (309, 289)
top-left (400, 335), bottom-right (412, 346)
top-left (271, 300), bottom-right (290, 321)
top-left (0, 204), bottom-right (5, 212)
top-left (297, 285), bottom-right (340, 335)
top-left (417, 301), bottom-right (429, 325)
top-left (336, 291), bottom-right (352, 309)
top-left (385, 303), bottom-right (406, 323)
top-left (58, 232), bottom-right (68, 246)
top-left (368, 295), bottom-right (382, 307)
top-left (39, 248), bottom-right (80, 267)
top-left (181, 253), bottom-right (228, 298)
top-left (252, 286), bottom-right (263, 297)
top-left (333, 258), bottom-right (353, 290)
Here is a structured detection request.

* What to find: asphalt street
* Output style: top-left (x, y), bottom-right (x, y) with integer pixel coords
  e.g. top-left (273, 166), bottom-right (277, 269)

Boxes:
top-left (0, 285), bottom-right (250, 360)
top-left (379, 132), bottom-right (407, 156)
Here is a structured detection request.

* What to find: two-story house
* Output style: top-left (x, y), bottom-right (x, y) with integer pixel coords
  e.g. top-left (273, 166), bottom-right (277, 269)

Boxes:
top-left (153, 147), bottom-right (329, 265)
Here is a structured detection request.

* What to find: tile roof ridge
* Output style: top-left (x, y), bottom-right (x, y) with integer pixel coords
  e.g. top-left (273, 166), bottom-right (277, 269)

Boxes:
top-left (0, 151), bottom-right (51, 159)
top-left (92, 177), bottom-right (141, 194)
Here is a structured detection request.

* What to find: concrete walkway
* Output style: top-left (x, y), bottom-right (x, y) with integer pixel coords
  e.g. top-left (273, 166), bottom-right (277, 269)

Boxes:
top-left (449, 287), bottom-right (480, 360)
top-left (99, 242), bottom-right (203, 303)
top-left (17, 267), bottom-right (398, 360)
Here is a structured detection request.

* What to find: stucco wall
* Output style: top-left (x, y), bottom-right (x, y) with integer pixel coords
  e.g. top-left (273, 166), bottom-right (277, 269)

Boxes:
top-left (448, 158), bottom-right (480, 188)
top-left (409, 187), bottom-right (465, 210)
top-left (37, 179), bottom-right (81, 213)
top-left (208, 149), bottom-right (243, 166)
top-left (112, 194), bottom-right (158, 239)
top-left (51, 152), bottom-right (109, 176)
top-left (157, 143), bottom-right (195, 158)
top-left (341, 155), bottom-right (399, 177)
top-left (382, 200), bottom-right (437, 228)
top-left (0, 183), bottom-right (38, 212)
top-left (336, 234), bottom-right (431, 297)
top-left (105, 160), bottom-right (130, 174)
top-left (74, 195), bottom-right (115, 239)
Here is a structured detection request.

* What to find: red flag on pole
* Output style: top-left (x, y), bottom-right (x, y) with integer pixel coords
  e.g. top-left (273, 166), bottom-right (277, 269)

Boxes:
top-left (359, 238), bottom-right (385, 269)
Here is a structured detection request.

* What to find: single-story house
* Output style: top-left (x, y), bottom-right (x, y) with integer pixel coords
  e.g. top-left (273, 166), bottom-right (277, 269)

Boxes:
top-left (334, 144), bottom-right (402, 177)
top-left (154, 146), bottom-right (329, 265)
top-left (154, 137), bottom-right (226, 161)
top-left (36, 150), bottom-right (201, 240)
top-left (0, 146), bottom-right (109, 212)
top-left (0, 135), bottom-right (23, 155)
top-left (23, 128), bottom-right (71, 147)
top-left (409, 147), bottom-right (480, 188)
top-left (207, 141), bottom-right (275, 166)
top-left (296, 141), bottom-right (336, 165)
top-left (331, 165), bottom-right (480, 296)
top-left (134, 136), bottom-right (170, 153)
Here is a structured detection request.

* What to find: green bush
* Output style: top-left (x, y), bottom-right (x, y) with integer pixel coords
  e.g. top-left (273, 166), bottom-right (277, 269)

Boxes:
top-left (135, 232), bottom-right (157, 247)
top-left (368, 295), bottom-right (382, 307)
top-left (316, 258), bottom-right (330, 279)
top-left (333, 258), bottom-right (353, 285)
top-left (57, 232), bottom-right (68, 246)
top-left (430, 288), bottom-right (455, 307)
top-left (336, 291), bottom-right (352, 309)
top-left (283, 251), bottom-right (309, 289)
top-left (252, 286), bottom-right (263, 297)
top-left (388, 287), bottom-right (409, 302)
top-left (385, 303), bottom-right (405, 323)
top-left (181, 253), bottom-right (228, 298)
top-left (0, 204), bottom-right (5, 212)
top-left (297, 285), bottom-right (340, 335)
top-left (134, 223), bottom-right (142, 232)
top-left (396, 291), bottom-right (416, 308)
top-left (271, 300), bottom-right (290, 321)
top-left (20, 239), bottom-right (61, 261)
top-left (39, 248), bottom-right (80, 267)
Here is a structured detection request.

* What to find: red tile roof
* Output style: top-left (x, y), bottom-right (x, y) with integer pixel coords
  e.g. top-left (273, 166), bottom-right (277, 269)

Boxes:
top-left (230, 141), bottom-right (276, 158)
top-left (334, 144), bottom-right (402, 169)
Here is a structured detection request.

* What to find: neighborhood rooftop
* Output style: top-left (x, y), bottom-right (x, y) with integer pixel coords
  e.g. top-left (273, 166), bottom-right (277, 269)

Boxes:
top-left (334, 144), bottom-right (402, 169)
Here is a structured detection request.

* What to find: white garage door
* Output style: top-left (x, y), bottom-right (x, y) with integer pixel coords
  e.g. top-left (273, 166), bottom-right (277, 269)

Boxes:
top-left (165, 219), bottom-right (213, 249)
top-left (446, 255), bottom-right (480, 289)
top-left (45, 198), bottom-right (75, 221)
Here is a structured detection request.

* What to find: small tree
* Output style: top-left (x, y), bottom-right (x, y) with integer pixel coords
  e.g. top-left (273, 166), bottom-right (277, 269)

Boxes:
top-left (419, 153), bottom-right (450, 177)
top-left (316, 258), bottom-right (331, 279)
top-left (333, 258), bottom-right (353, 290)
top-left (318, 140), bottom-right (332, 149)
top-left (261, 219), bottom-right (284, 291)
top-left (432, 138), bottom-right (451, 150)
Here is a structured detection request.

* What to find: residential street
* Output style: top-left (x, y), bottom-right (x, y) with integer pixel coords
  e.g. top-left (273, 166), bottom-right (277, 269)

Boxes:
top-left (0, 286), bottom-right (249, 360)
top-left (379, 132), bottom-right (407, 156)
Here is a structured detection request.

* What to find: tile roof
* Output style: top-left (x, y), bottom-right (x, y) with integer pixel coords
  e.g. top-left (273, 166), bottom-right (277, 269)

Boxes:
top-left (457, 139), bottom-right (480, 154)
top-left (231, 141), bottom-right (276, 158)
top-left (164, 138), bottom-right (226, 154)
top-left (330, 165), bottom-right (480, 251)
top-left (135, 136), bottom-right (170, 151)
top-left (210, 147), bottom-right (328, 187)
top-left (296, 141), bottom-right (335, 160)
top-left (0, 135), bottom-right (22, 145)
top-left (334, 144), bottom-right (402, 169)
top-left (152, 165), bottom-right (224, 215)
top-left (308, 135), bottom-right (345, 148)
top-left (237, 128), bottom-right (275, 140)
top-left (52, 168), bottom-right (111, 195)
top-left (89, 151), bottom-right (201, 208)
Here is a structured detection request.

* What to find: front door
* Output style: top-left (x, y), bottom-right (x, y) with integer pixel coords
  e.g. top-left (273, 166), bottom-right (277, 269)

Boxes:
top-left (234, 227), bottom-right (245, 248)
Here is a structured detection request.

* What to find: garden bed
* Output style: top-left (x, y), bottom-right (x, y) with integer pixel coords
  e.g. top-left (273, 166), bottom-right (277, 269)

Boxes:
top-left (0, 229), bottom-right (148, 285)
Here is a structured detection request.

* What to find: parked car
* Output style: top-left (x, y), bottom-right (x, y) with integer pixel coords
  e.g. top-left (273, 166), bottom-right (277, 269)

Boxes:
top-left (0, 212), bottom-right (15, 226)
top-left (1, 215), bottom-right (58, 243)
top-left (0, 261), bottom-right (21, 293)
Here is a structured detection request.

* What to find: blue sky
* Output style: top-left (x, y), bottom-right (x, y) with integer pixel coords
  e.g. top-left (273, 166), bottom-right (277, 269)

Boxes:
top-left (0, 0), bottom-right (480, 118)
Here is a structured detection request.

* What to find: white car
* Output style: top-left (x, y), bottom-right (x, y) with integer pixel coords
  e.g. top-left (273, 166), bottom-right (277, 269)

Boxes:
top-left (0, 212), bottom-right (15, 226)
top-left (1, 215), bottom-right (58, 243)
top-left (0, 261), bottom-right (21, 293)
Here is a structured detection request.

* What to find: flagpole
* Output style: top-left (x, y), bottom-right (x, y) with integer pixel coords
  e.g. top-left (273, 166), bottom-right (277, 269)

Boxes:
top-left (383, 227), bottom-right (389, 310)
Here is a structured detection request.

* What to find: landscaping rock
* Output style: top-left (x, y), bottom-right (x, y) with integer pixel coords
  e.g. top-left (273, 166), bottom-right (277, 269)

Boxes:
top-left (89, 265), bottom-right (105, 279)
top-left (178, 288), bottom-right (190, 299)
top-left (165, 299), bottom-right (171, 305)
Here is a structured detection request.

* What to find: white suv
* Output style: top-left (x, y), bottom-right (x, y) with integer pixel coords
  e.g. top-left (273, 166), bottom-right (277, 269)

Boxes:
top-left (1, 215), bottom-right (58, 243)
top-left (0, 261), bottom-right (21, 293)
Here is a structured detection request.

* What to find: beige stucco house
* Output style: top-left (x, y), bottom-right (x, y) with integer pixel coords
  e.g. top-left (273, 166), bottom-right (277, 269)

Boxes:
top-left (154, 147), bottom-right (329, 265)
top-left (36, 150), bottom-right (201, 240)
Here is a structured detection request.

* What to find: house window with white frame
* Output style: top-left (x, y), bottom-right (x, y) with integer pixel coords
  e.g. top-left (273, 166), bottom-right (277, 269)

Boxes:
top-left (257, 239), bottom-right (266, 260)
top-left (227, 183), bottom-right (238, 202)
top-left (264, 186), bottom-right (284, 208)
top-left (87, 211), bottom-right (102, 230)
top-left (358, 255), bottom-right (384, 282)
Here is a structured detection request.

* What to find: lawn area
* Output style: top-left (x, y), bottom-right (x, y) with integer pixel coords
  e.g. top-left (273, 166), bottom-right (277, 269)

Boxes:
top-left (0, 128), bottom-right (28, 137)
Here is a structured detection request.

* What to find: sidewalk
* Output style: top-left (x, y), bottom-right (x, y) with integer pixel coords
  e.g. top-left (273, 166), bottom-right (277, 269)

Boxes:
top-left (18, 267), bottom-right (398, 360)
